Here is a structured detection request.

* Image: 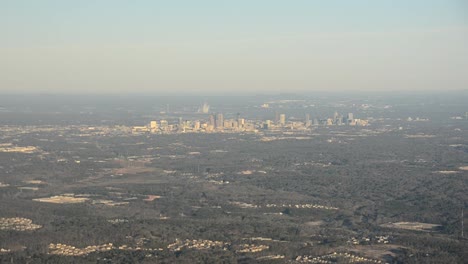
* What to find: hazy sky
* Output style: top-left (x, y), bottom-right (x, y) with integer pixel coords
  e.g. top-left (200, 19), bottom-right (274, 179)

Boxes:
top-left (1, 1), bottom-right (467, 94)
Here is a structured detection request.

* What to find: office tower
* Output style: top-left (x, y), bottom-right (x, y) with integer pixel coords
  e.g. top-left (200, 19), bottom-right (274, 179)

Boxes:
top-left (209, 114), bottom-right (215, 127)
top-left (178, 117), bottom-right (184, 131)
top-left (223, 120), bottom-right (231, 128)
top-left (305, 114), bottom-right (311, 127)
top-left (198, 102), bottom-right (210, 114)
top-left (313, 118), bottom-right (319, 126)
top-left (333, 111), bottom-right (339, 122)
top-left (279, 114), bottom-right (286, 126)
top-left (194, 121), bottom-right (201, 130)
top-left (263, 120), bottom-right (272, 130)
top-left (336, 118), bottom-right (342, 125)
top-left (150, 121), bottom-right (158, 129)
top-left (237, 118), bottom-right (245, 129)
top-left (347, 113), bottom-right (354, 124)
top-left (216, 113), bottom-right (224, 129)
top-left (160, 120), bottom-right (168, 131)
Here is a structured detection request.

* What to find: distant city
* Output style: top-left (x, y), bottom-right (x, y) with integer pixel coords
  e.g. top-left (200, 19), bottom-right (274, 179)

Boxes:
top-left (132, 103), bottom-right (369, 134)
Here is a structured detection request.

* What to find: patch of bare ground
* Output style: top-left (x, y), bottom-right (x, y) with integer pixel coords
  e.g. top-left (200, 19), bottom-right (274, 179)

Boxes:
top-left (113, 166), bottom-right (157, 175)
top-left (381, 222), bottom-right (441, 231)
top-left (347, 244), bottom-right (403, 260)
top-left (304, 221), bottom-right (324, 226)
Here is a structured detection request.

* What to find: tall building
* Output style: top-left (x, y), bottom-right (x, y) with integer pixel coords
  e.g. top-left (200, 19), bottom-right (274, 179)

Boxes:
top-left (216, 113), bottom-right (224, 129)
top-left (313, 118), bottom-right (319, 126)
top-left (178, 117), bottom-right (184, 131)
top-left (160, 120), bottom-right (168, 131)
top-left (209, 114), bottom-right (215, 127)
top-left (333, 111), bottom-right (339, 122)
top-left (238, 118), bottom-right (245, 128)
top-left (305, 114), bottom-right (311, 127)
top-left (237, 113), bottom-right (242, 128)
top-left (347, 113), bottom-right (354, 124)
top-left (223, 120), bottom-right (231, 128)
top-left (279, 114), bottom-right (286, 126)
top-left (150, 121), bottom-right (158, 129)
top-left (198, 102), bottom-right (210, 114)
top-left (194, 121), bottom-right (201, 130)
top-left (336, 118), bottom-right (342, 125)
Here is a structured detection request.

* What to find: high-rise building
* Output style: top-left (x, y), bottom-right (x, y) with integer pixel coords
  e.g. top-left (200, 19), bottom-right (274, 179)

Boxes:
top-left (194, 121), bottom-right (201, 130)
top-left (178, 117), bottom-right (184, 131)
top-left (160, 120), bottom-right (168, 131)
top-left (347, 113), bottom-right (354, 124)
top-left (216, 113), bottom-right (224, 129)
top-left (198, 102), bottom-right (210, 114)
top-left (336, 118), bottom-right (342, 125)
top-left (231, 121), bottom-right (238, 129)
top-left (150, 121), bottom-right (158, 129)
top-left (237, 113), bottom-right (242, 128)
top-left (209, 115), bottom-right (215, 127)
top-left (279, 114), bottom-right (286, 126)
top-left (223, 120), bottom-right (232, 128)
top-left (333, 111), bottom-right (339, 122)
top-left (305, 114), bottom-right (311, 127)
top-left (238, 118), bottom-right (245, 128)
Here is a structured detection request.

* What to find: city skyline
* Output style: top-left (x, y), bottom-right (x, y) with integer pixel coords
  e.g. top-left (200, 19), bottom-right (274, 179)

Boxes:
top-left (131, 110), bottom-right (367, 134)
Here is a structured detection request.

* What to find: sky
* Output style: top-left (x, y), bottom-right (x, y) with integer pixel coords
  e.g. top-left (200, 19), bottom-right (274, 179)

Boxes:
top-left (1, 0), bottom-right (467, 94)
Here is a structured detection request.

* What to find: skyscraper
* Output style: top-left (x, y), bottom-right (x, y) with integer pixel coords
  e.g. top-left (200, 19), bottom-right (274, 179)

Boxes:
top-left (209, 114), bottom-right (215, 127)
top-left (160, 120), bottom-right (168, 131)
top-left (305, 114), bottom-right (311, 127)
top-left (313, 118), bottom-right (319, 126)
top-left (194, 121), bottom-right (201, 130)
top-left (198, 102), bottom-right (210, 114)
top-left (347, 113), bottom-right (354, 124)
top-left (216, 113), bottom-right (224, 129)
top-left (333, 111), bottom-right (339, 121)
top-left (279, 114), bottom-right (286, 126)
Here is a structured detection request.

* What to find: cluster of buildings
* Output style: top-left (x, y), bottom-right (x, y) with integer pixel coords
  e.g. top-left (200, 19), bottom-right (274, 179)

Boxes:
top-left (48, 243), bottom-right (164, 257)
top-left (132, 113), bottom-right (252, 134)
top-left (236, 244), bottom-right (269, 253)
top-left (295, 252), bottom-right (384, 264)
top-left (0, 143), bottom-right (39, 153)
top-left (167, 239), bottom-right (228, 252)
top-left (0, 217), bottom-right (42, 231)
top-left (132, 111), bottom-right (368, 134)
